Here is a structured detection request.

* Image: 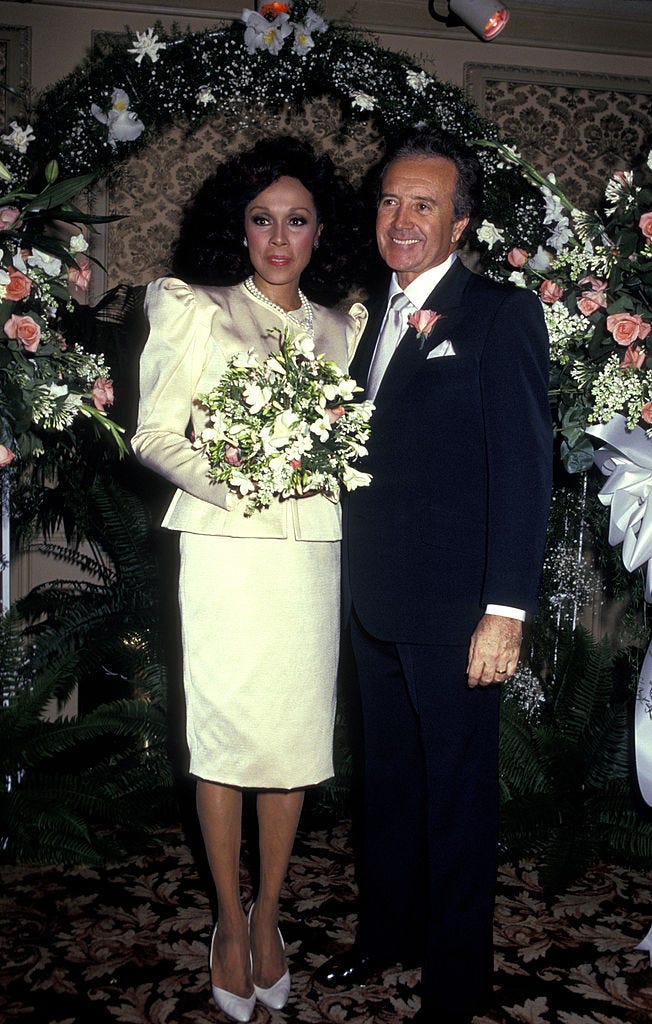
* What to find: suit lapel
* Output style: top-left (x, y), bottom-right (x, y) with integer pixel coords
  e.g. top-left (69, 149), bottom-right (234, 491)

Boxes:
top-left (374, 259), bottom-right (473, 402)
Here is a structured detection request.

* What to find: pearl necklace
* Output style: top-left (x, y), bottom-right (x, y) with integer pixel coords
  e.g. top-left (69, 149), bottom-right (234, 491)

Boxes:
top-left (244, 276), bottom-right (314, 336)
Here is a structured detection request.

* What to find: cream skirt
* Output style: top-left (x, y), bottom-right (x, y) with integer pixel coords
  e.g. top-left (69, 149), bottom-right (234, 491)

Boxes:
top-left (178, 530), bottom-right (340, 789)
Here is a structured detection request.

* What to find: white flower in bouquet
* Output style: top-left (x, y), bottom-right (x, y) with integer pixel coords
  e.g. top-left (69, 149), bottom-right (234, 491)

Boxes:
top-left (194, 325), bottom-right (374, 516)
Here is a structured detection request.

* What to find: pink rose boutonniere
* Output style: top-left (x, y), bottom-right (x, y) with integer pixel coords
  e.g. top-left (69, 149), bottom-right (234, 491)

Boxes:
top-left (408, 309), bottom-right (442, 350)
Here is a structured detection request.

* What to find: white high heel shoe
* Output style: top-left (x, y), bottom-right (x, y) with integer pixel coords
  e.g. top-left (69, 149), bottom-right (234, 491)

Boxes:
top-left (248, 903), bottom-right (291, 1010)
top-left (209, 922), bottom-right (256, 1023)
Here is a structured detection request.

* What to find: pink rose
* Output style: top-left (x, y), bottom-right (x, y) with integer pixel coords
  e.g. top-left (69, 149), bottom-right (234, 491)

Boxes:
top-left (0, 444), bottom-right (15, 467)
top-left (68, 258), bottom-right (92, 293)
top-left (621, 344), bottom-right (646, 369)
top-left (224, 443), bottom-right (242, 467)
top-left (0, 207), bottom-right (21, 230)
top-left (507, 247), bottom-right (529, 268)
top-left (539, 280), bottom-right (563, 304)
top-left (578, 275), bottom-right (607, 292)
top-left (91, 377), bottom-right (114, 411)
top-left (3, 313), bottom-right (41, 352)
top-left (4, 267), bottom-right (31, 301)
top-left (606, 312), bottom-right (651, 346)
top-left (408, 309), bottom-right (442, 338)
top-left (641, 401), bottom-right (652, 424)
top-left (577, 291), bottom-right (607, 316)
top-left (639, 212), bottom-right (652, 242)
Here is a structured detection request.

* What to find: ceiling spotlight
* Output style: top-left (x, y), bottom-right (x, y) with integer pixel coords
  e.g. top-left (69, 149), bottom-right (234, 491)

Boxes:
top-left (429, 0), bottom-right (510, 41)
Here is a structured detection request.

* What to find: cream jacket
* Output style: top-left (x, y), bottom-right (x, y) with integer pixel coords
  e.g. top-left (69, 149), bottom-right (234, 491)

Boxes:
top-left (132, 277), bottom-right (367, 540)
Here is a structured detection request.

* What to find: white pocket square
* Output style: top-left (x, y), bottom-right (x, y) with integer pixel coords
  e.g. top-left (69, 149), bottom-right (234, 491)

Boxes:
top-left (427, 339), bottom-right (455, 359)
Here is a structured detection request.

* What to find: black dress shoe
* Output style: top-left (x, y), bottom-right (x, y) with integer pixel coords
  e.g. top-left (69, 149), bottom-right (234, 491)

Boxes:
top-left (314, 949), bottom-right (390, 988)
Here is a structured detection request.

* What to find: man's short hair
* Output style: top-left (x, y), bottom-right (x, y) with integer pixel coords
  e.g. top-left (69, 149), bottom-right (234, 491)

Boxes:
top-left (379, 126), bottom-right (484, 234)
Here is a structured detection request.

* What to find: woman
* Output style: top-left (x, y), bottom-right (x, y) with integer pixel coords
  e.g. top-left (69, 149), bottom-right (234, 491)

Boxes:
top-left (132, 137), bottom-right (366, 1022)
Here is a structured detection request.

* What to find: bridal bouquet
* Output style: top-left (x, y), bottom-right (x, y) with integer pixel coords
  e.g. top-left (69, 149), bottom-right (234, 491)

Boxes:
top-left (194, 326), bottom-right (373, 515)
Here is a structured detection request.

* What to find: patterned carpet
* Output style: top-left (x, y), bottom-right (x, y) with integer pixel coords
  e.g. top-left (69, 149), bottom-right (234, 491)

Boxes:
top-left (1, 814), bottom-right (651, 1024)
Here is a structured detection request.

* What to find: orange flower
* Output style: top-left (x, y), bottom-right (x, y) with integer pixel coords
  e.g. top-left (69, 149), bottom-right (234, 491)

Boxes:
top-left (507, 247), bottom-right (529, 268)
top-left (260, 2), bottom-right (291, 20)
top-left (641, 401), bottom-right (652, 424)
top-left (539, 280), bottom-right (563, 304)
top-left (4, 267), bottom-right (31, 301)
top-left (4, 313), bottom-right (41, 352)
top-left (606, 312), bottom-right (651, 346)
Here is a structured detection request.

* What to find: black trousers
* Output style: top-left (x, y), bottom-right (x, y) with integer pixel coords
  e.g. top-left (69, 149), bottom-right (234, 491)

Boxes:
top-left (350, 611), bottom-right (500, 1017)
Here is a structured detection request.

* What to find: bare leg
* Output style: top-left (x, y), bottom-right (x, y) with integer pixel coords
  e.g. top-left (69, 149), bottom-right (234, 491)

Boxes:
top-left (250, 789), bottom-right (304, 988)
top-left (196, 780), bottom-right (253, 997)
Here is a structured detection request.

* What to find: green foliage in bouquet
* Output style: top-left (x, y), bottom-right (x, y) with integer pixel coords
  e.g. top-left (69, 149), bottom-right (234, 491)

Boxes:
top-left (0, 474), bottom-right (174, 864)
top-left (500, 628), bottom-right (652, 893)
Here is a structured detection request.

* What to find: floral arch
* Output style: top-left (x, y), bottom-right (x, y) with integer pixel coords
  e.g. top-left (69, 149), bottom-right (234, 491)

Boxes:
top-left (21, 1), bottom-right (546, 286)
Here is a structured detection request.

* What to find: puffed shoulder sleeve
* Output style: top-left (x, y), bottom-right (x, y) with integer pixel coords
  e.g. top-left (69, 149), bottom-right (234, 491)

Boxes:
top-left (131, 277), bottom-right (234, 510)
top-left (346, 301), bottom-right (368, 362)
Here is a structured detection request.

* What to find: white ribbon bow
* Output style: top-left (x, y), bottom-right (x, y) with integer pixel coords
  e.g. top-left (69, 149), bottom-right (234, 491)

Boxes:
top-left (586, 414), bottom-right (652, 603)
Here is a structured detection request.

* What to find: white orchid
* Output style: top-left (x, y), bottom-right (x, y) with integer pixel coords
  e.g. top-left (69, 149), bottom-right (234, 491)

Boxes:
top-left (26, 247), bottom-right (62, 277)
top-left (91, 89), bottom-right (145, 148)
top-left (351, 91), bottom-right (376, 111)
top-left (528, 246), bottom-right (552, 273)
top-left (304, 8), bottom-right (328, 34)
top-left (310, 411), bottom-right (334, 442)
top-left (241, 9), bottom-right (293, 56)
top-left (292, 24), bottom-right (315, 56)
top-left (243, 382), bottom-right (272, 414)
top-left (196, 86), bottom-right (217, 106)
top-left (233, 349), bottom-right (261, 369)
top-left (406, 69), bottom-right (430, 94)
top-left (1, 121), bottom-right (35, 154)
top-left (477, 220), bottom-right (505, 249)
top-left (547, 216), bottom-right (574, 252)
top-left (128, 28), bottom-right (167, 65)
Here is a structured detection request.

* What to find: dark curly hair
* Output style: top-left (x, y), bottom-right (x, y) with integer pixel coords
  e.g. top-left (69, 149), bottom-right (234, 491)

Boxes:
top-left (171, 135), bottom-right (362, 306)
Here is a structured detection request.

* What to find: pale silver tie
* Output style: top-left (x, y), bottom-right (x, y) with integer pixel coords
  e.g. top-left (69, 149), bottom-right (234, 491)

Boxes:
top-left (366, 292), bottom-right (413, 400)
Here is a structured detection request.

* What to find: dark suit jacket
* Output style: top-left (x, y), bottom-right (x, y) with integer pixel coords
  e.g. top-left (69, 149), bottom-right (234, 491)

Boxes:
top-left (345, 257), bottom-right (552, 645)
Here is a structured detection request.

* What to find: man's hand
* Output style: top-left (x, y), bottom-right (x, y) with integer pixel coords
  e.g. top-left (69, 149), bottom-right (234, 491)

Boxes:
top-left (466, 613), bottom-right (522, 687)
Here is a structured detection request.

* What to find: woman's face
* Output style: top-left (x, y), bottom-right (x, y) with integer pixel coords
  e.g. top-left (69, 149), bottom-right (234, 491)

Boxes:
top-left (244, 176), bottom-right (322, 299)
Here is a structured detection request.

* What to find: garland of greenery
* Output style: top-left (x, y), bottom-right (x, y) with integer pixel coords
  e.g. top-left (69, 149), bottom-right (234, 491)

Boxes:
top-left (26, 0), bottom-right (547, 272)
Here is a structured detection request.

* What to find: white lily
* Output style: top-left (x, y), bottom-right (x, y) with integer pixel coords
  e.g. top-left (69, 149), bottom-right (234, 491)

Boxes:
top-left (342, 464), bottom-right (373, 490)
top-left (128, 28), bottom-right (167, 65)
top-left (1, 121), bottom-right (35, 154)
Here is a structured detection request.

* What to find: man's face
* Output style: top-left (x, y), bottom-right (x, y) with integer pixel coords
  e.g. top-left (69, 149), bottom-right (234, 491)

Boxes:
top-left (376, 155), bottom-right (470, 288)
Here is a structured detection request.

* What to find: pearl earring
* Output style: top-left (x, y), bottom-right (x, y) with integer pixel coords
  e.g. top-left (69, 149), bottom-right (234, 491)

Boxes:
top-left (243, 237), bottom-right (248, 248)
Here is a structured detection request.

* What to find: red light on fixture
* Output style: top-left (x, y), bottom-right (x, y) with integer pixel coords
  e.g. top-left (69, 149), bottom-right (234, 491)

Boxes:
top-left (448, 1), bottom-right (511, 41)
top-left (483, 8), bottom-right (509, 39)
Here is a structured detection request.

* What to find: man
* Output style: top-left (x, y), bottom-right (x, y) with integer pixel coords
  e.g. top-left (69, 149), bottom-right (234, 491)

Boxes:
top-left (316, 128), bottom-right (552, 1023)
